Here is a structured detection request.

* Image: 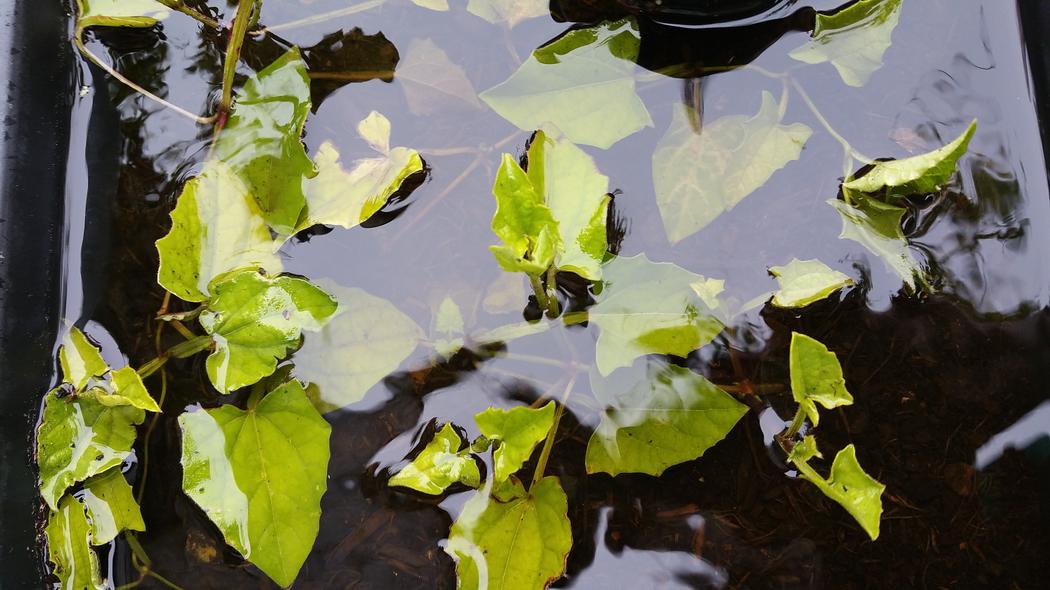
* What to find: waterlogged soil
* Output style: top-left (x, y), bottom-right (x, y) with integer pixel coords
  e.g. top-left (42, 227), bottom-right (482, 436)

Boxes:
top-left (61, 0), bottom-right (1050, 587)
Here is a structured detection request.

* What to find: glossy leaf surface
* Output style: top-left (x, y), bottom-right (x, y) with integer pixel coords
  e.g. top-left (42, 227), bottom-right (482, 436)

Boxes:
top-left (769, 259), bottom-right (853, 308)
top-left (790, 332), bottom-right (853, 427)
top-left (45, 494), bottom-right (104, 590)
top-left (59, 327), bottom-right (107, 391)
top-left (475, 402), bottom-right (556, 485)
top-left (830, 193), bottom-right (924, 289)
top-left (199, 270), bottom-right (337, 394)
top-left (81, 469), bottom-right (145, 545)
top-left (398, 38), bottom-right (482, 115)
top-left (76, 0), bottom-right (169, 29)
top-left (467, 0), bottom-right (549, 27)
top-left (489, 154), bottom-right (561, 276)
top-left (480, 19), bottom-right (651, 148)
top-left (789, 438), bottom-right (885, 540)
top-left (103, 367), bottom-right (162, 412)
top-left (844, 120), bottom-right (977, 196)
top-left (586, 362), bottom-right (748, 476)
top-left (790, 0), bottom-right (903, 87)
top-left (653, 94), bottom-right (812, 243)
top-left (389, 423), bottom-right (480, 494)
top-left (179, 381), bottom-right (331, 588)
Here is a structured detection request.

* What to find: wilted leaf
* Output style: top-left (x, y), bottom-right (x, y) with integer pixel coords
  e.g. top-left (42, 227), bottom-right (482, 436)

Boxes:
top-left (830, 193), bottom-right (925, 289)
top-left (789, 438), bottom-right (885, 540)
top-left (45, 495), bottom-right (104, 590)
top-left (59, 327), bottom-right (107, 392)
top-left (76, 0), bottom-right (169, 29)
top-left (789, 332), bottom-right (853, 427)
top-left (489, 154), bottom-right (561, 276)
top-left (653, 93), bottom-right (812, 243)
top-left (480, 19), bottom-right (651, 149)
top-left (303, 28), bottom-right (399, 108)
top-left (467, 0), bottom-right (549, 27)
top-left (398, 38), bottom-right (482, 115)
top-left (769, 259), bottom-right (853, 308)
top-left (789, 0), bottom-right (903, 87)
top-left (844, 120), bottom-right (977, 196)
top-left (389, 423), bottom-right (481, 494)
top-left (475, 402), bottom-right (556, 485)
top-left (80, 469), bottom-right (145, 545)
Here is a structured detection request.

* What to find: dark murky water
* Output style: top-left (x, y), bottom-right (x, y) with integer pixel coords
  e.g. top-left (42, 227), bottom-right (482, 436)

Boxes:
top-left (49, 0), bottom-right (1050, 587)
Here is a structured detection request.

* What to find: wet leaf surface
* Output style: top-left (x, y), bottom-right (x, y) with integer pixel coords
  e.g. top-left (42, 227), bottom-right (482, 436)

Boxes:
top-left (830, 192), bottom-right (924, 290)
top-left (769, 258), bottom-right (854, 308)
top-left (790, 0), bottom-right (903, 87)
top-left (76, 0), bottom-right (169, 29)
top-left (474, 402), bottom-right (555, 485)
top-left (80, 469), bottom-right (145, 545)
top-left (789, 438), bottom-right (885, 540)
top-left (389, 423), bottom-right (481, 494)
top-left (790, 332), bottom-right (853, 427)
top-left (45, 494), bottom-right (104, 590)
top-left (844, 120), bottom-right (977, 196)
top-left (59, 327), bottom-right (107, 392)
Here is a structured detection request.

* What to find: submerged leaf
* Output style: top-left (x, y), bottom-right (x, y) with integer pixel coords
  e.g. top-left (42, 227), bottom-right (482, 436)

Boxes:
top-left (789, 332), bottom-right (853, 427)
top-left (179, 381), bottom-right (331, 588)
top-left (489, 154), bottom-right (561, 275)
top-left (586, 362), bottom-right (748, 476)
top-left (480, 19), bottom-right (651, 149)
top-left (156, 160), bottom-right (282, 302)
top-left (199, 270), bottom-right (337, 394)
top-left (411, 0), bottom-right (450, 11)
top-left (475, 402), bottom-right (556, 485)
top-left (467, 0), bottom-right (549, 27)
top-left (59, 327), bottom-right (107, 392)
top-left (653, 93), bottom-right (812, 243)
top-left (844, 120), bottom-right (977, 196)
top-left (769, 259), bottom-right (854, 308)
top-left (398, 38), bottom-right (482, 116)
top-left (446, 476), bottom-right (571, 590)
top-left (589, 254), bottom-right (726, 375)
top-left (830, 193), bottom-right (925, 289)
top-left (45, 495), bottom-right (104, 590)
top-left (293, 283), bottom-right (422, 412)
top-left (432, 296), bottom-right (466, 360)
top-left (76, 0), bottom-right (169, 29)
top-left (789, 0), bottom-right (903, 87)
top-left (389, 424), bottom-right (481, 494)
top-left (789, 438), bottom-right (885, 540)
top-left (81, 469), bottom-right (145, 545)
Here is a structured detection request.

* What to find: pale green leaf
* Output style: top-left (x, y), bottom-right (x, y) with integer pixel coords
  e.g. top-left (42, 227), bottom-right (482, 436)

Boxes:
top-left (433, 296), bottom-right (465, 360)
top-left (790, 332), bottom-right (853, 427)
top-left (586, 362), bottom-right (748, 476)
top-left (489, 154), bottom-right (561, 276)
top-left (589, 254), bottom-right (726, 376)
top-left (789, 438), bottom-right (885, 540)
top-left (179, 381), bottom-right (331, 588)
top-left (45, 494), bottom-right (104, 590)
top-left (38, 390), bottom-right (145, 510)
top-left (199, 270), bottom-right (337, 394)
top-left (76, 0), bottom-right (169, 29)
top-left (830, 193), bottom-right (925, 290)
top-left (357, 110), bottom-right (392, 154)
top-left (482, 273), bottom-right (526, 314)
top-left (156, 160), bottom-right (282, 303)
top-left (293, 283), bottom-right (423, 412)
top-left (100, 367), bottom-right (162, 412)
top-left (389, 424), bottom-right (481, 494)
top-left (398, 38), bottom-right (482, 116)
top-left (59, 327), bottom-right (107, 391)
top-left (446, 476), bottom-right (571, 590)
top-left (81, 469), bottom-right (145, 545)
top-left (769, 259), bottom-right (854, 308)
top-left (789, 0), bottom-right (903, 87)
top-left (411, 0), bottom-right (449, 11)
top-left (480, 19), bottom-right (651, 149)
top-left (474, 402), bottom-right (556, 485)
top-left (653, 94), bottom-right (812, 243)
top-left (467, 0), bottom-right (548, 27)
top-left (213, 48), bottom-right (314, 234)
top-left (843, 120), bottom-right (977, 196)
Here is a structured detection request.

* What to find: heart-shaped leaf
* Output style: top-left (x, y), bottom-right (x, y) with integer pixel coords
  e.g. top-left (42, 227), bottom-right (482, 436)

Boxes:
top-left (788, 438), bottom-right (885, 540)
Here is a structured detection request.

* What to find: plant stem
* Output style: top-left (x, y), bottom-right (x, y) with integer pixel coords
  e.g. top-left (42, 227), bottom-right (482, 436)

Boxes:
top-left (561, 311), bottom-right (589, 326)
top-left (135, 368), bottom-right (167, 504)
top-left (785, 407), bottom-right (807, 439)
top-left (169, 320), bottom-right (197, 341)
top-left (544, 267), bottom-right (561, 318)
top-left (137, 335), bottom-right (212, 379)
top-left (155, 0), bottom-right (222, 30)
top-left (219, 0), bottom-right (256, 117)
top-left (529, 274), bottom-right (549, 311)
top-left (531, 376), bottom-right (576, 488)
top-left (790, 78), bottom-right (874, 166)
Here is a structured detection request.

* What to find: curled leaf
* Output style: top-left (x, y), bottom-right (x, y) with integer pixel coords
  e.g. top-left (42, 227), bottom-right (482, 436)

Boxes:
top-left (769, 259), bottom-right (854, 308)
top-left (844, 120), bottom-right (977, 196)
top-left (789, 438), bottom-right (886, 540)
top-left (474, 402), bottom-right (556, 485)
top-left (389, 424), bottom-right (481, 494)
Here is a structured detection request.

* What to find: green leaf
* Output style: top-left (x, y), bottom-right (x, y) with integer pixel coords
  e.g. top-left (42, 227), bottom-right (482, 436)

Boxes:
top-left (585, 362), bottom-right (748, 476)
top-left (446, 476), bottom-right (571, 590)
top-left (489, 154), bottom-right (561, 276)
top-left (179, 381), bottom-right (331, 588)
top-left (789, 0), bottom-right (903, 87)
top-left (474, 402), bottom-right (556, 485)
top-left (397, 38), bottom-right (482, 116)
top-left (100, 367), bottom-right (162, 412)
top-left (588, 254), bottom-right (726, 376)
top-left (467, 0), bottom-right (549, 27)
top-left (653, 93), bottom-right (812, 243)
top-left (480, 19), bottom-right (651, 149)
top-left (299, 112), bottom-right (423, 232)
top-left (432, 296), bottom-right (466, 360)
top-left (790, 332), bottom-right (853, 427)
top-left (389, 423), bottom-right (481, 494)
top-left (38, 390), bottom-right (146, 510)
top-left (830, 193), bottom-right (925, 290)
top-left (156, 160), bottom-right (282, 302)
top-left (80, 469), bottom-right (145, 545)
top-left (526, 131), bottom-right (611, 280)
top-left (212, 48), bottom-right (314, 234)
top-left (199, 270), bottom-right (337, 394)
top-left (59, 327), bottom-right (107, 391)
top-left (45, 494), bottom-right (104, 590)
top-left (843, 120), bottom-right (977, 196)
top-left (789, 438), bottom-right (885, 540)
top-left (292, 283), bottom-right (422, 412)
top-left (76, 0), bottom-right (169, 29)
top-left (769, 259), bottom-right (854, 308)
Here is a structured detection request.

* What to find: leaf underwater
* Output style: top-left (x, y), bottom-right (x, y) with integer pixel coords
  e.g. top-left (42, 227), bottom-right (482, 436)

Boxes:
top-left (179, 381), bottom-right (331, 588)
top-left (446, 477), bottom-right (572, 590)
top-left (789, 437), bottom-right (886, 540)
top-left (790, 0), bottom-right (903, 87)
top-left (475, 402), bottom-right (556, 485)
top-left (45, 494), bottom-right (105, 590)
top-left (830, 192), bottom-right (926, 290)
top-left (397, 38), bottom-right (482, 115)
top-left (481, 18), bottom-right (652, 149)
top-left (653, 92), bottom-right (812, 243)
top-left (432, 296), bottom-right (466, 360)
top-left (389, 423), bottom-right (481, 494)
top-left (76, 0), bottom-right (169, 30)
top-left (467, 0), bottom-right (549, 27)
top-left (789, 332), bottom-right (853, 427)
top-left (844, 120), bottom-right (977, 196)
top-left (586, 362), bottom-right (748, 476)
top-left (769, 259), bottom-right (854, 308)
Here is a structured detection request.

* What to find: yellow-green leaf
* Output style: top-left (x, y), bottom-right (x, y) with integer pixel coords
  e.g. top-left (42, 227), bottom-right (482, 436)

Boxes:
top-left (80, 469), bottom-right (145, 545)
top-left (45, 494), bottom-right (104, 590)
top-left (474, 402), bottom-right (556, 485)
top-left (467, 0), bottom-right (548, 27)
top-left (789, 438), bottom-right (885, 540)
top-left (76, 0), bottom-right (169, 30)
top-left (789, 0), bottom-right (903, 87)
top-left (489, 154), bottom-right (561, 276)
top-left (99, 367), bottom-right (162, 412)
top-left (389, 423), bottom-right (481, 494)
top-left (830, 192), bottom-right (926, 290)
top-left (59, 327), bottom-right (107, 392)
top-left (769, 259), bottom-right (854, 308)
top-left (789, 332), bottom-right (853, 427)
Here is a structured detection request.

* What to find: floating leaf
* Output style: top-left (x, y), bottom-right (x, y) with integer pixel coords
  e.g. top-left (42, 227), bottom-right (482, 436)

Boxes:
top-left (789, 438), bottom-right (885, 540)
top-left (830, 193), bottom-right (925, 289)
top-left (790, 332), bottom-right (853, 427)
top-left (475, 402), bottom-right (556, 485)
top-left (769, 259), bottom-right (854, 308)
top-left (81, 469), bottom-right (145, 545)
top-left (389, 424), bottom-right (481, 494)
top-left (76, 0), bottom-right (169, 29)
top-left (446, 477), bottom-right (571, 590)
top-left (653, 93), bottom-right (812, 243)
top-left (586, 362), bottom-right (748, 476)
top-left (397, 38), bottom-right (482, 116)
top-left (411, 0), bottom-right (450, 11)
top-left (789, 0), bottom-right (903, 87)
top-left (45, 494), bottom-right (104, 590)
top-left (843, 120), bottom-right (977, 196)
top-left (589, 254), bottom-right (726, 376)
top-left (179, 381), bottom-right (331, 588)
top-left (199, 270), bottom-right (337, 394)
top-left (433, 296), bottom-right (466, 360)
top-left (480, 19), bottom-right (651, 149)
top-left (156, 160), bottom-right (282, 302)
top-left (357, 110), bottom-right (392, 153)
top-left (59, 327), bottom-right (107, 392)
top-left (38, 391), bottom-right (146, 510)
top-left (467, 0), bottom-right (548, 27)
top-left (293, 283), bottom-right (422, 412)
top-left (489, 154), bottom-right (561, 275)
top-left (102, 367), bottom-right (162, 412)
top-left (213, 48), bottom-right (314, 234)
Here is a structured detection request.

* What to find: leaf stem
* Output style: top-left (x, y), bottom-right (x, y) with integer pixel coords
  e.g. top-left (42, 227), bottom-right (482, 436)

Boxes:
top-left (785, 407), bottom-right (808, 439)
top-left (169, 320), bottom-right (197, 341)
top-left (252, 0), bottom-right (386, 35)
top-left (136, 335), bottom-right (213, 379)
top-left (790, 78), bottom-right (874, 166)
top-left (529, 274), bottom-right (549, 311)
top-left (219, 0), bottom-right (256, 117)
top-left (544, 267), bottom-right (561, 318)
top-left (531, 376), bottom-right (576, 488)
top-left (155, 0), bottom-right (222, 30)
